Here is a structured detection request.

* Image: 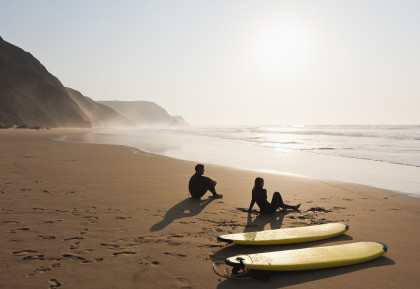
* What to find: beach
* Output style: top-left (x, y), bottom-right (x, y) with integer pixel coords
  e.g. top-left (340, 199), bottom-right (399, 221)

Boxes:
top-left (1, 129), bottom-right (420, 289)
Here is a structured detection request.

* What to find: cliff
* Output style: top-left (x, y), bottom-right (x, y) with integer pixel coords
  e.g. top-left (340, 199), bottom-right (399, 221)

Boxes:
top-left (98, 101), bottom-right (188, 127)
top-left (0, 36), bottom-right (90, 128)
top-left (66, 88), bottom-right (135, 127)
top-left (0, 36), bottom-right (188, 128)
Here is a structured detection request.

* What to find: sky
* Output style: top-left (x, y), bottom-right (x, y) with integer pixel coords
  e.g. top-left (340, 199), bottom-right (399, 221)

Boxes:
top-left (1, 0), bottom-right (419, 126)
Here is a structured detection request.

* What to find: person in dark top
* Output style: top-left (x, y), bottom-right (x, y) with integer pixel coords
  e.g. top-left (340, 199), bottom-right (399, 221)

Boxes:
top-left (189, 164), bottom-right (223, 199)
top-left (248, 177), bottom-right (300, 214)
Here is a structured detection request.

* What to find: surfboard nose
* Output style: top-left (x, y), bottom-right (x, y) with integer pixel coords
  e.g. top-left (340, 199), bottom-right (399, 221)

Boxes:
top-left (378, 242), bottom-right (388, 252)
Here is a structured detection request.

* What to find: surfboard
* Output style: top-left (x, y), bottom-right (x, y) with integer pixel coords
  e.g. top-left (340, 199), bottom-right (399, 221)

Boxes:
top-left (223, 241), bottom-right (387, 273)
top-left (217, 223), bottom-right (349, 245)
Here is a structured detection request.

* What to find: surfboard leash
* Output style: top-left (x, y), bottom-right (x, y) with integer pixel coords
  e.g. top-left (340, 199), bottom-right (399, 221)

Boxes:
top-left (212, 260), bottom-right (251, 279)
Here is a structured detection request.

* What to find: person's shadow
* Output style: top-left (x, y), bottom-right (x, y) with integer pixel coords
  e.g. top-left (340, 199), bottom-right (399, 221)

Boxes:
top-left (150, 197), bottom-right (215, 232)
top-left (243, 209), bottom-right (299, 232)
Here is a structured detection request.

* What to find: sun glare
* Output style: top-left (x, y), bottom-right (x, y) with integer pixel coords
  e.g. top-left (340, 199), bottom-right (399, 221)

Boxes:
top-left (259, 28), bottom-right (306, 72)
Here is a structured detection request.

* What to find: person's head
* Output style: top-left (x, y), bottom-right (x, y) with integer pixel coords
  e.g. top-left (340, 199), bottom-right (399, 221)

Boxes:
top-left (195, 164), bottom-right (205, 175)
top-left (254, 177), bottom-right (264, 189)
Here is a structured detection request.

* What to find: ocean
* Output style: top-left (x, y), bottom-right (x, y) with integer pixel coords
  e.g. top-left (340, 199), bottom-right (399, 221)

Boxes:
top-left (63, 125), bottom-right (420, 197)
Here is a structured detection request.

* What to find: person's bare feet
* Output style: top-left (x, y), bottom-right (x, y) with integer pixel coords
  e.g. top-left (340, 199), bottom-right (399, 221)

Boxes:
top-left (210, 193), bottom-right (223, 199)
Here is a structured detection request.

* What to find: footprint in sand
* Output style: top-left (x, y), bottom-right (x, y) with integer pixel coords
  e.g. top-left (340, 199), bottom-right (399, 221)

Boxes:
top-left (79, 248), bottom-right (94, 254)
top-left (100, 243), bottom-right (120, 250)
top-left (23, 255), bottom-right (45, 261)
top-left (55, 209), bottom-right (68, 213)
top-left (10, 238), bottom-right (22, 242)
top-left (83, 216), bottom-right (98, 223)
top-left (107, 208), bottom-right (120, 212)
top-left (10, 227), bottom-right (30, 233)
top-left (112, 251), bottom-right (136, 256)
top-left (51, 262), bottom-right (61, 268)
top-left (38, 235), bottom-right (56, 239)
top-left (64, 237), bottom-right (83, 249)
top-left (48, 278), bottom-right (62, 289)
top-left (139, 257), bottom-right (160, 265)
top-left (26, 266), bottom-right (51, 277)
top-left (44, 219), bottom-right (63, 224)
top-left (115, 216), bottom-right (132, 220)
top-left (163, 252), bottom-right (187, 258)
top-left (307, 207), bottom-right (332, 213)
top-left (3, 220), bottom-right (20, 224)
top-left (64, 237), bottom-right (84, 241)
top-left (12, 249), bottom-right (38, 256)
top-left (62, 253), bottom-right (92, 263)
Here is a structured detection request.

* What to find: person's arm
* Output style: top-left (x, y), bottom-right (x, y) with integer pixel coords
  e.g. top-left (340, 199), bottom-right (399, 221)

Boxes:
top-left (248, 199), bottom-right (255, 211)
top-left (202, 176), bottom-right (216, 186)
top-left (248, 190), bottom-right (255, 211)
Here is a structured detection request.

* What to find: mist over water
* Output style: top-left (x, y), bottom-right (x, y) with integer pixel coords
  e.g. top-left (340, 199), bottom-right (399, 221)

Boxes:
top-left (64, 125), bottom-right (420, 197)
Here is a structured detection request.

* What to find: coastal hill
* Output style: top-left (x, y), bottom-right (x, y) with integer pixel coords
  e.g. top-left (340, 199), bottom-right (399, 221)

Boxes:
top-left (0, 36), bottom-right (90, 128)
top-left (66, 88), bottom-right (134, 127)
top-left (99, 101), bottom-right (188, 127)
top-left (0, 36), bottom-right (186, 128)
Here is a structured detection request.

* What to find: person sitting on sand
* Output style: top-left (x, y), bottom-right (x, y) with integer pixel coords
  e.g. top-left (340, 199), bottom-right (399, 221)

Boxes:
top-left (248, 177), bottom-right (300, 214)
top-left (189, 164), bottom-right (223, 199)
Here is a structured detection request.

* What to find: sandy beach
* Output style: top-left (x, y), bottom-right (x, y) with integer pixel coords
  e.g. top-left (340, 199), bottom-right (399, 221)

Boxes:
top-left (1, 129), bottom-right (420, 289)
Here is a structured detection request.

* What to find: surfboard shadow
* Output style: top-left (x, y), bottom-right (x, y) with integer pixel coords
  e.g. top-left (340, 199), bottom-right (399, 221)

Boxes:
top-left (216, 256), bottom-right (395, 289)
top-left (150, 197), bottom-right (215, 232)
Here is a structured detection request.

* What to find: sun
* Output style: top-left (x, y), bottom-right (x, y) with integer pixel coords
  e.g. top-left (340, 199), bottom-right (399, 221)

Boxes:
top-left (259, 28), bottom-right (306, 72)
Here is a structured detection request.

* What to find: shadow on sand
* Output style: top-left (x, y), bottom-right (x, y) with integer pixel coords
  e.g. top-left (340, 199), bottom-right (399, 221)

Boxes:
top-left (243, 209), bottom-right (299, 233)
top-left (150, 197), bottom-right (215, 232)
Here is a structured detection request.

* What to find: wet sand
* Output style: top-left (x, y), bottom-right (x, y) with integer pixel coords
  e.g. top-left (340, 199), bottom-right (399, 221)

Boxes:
top-left (1, 129), bottom-right (419, 289)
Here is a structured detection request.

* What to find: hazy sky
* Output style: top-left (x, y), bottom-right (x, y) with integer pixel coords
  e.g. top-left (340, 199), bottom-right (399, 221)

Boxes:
top-left (1, 0), bottom-right (419, 125)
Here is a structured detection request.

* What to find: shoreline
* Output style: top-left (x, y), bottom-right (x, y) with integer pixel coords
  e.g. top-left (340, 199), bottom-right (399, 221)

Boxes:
top-left (64, 127), bottom-right (420, 197)
top-left (1, 128), bottom-right (420, 289)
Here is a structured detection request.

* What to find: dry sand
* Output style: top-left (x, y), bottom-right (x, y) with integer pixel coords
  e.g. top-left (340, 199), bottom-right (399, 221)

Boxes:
top-left (1, 129), bottom-right (420, 289)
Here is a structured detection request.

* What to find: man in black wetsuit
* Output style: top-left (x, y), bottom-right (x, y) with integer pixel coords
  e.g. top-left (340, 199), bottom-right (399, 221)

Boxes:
top-left (189, 164), bottom-right (223, 199)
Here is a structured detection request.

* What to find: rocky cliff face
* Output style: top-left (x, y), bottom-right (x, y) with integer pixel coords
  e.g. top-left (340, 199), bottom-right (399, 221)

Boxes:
top-left (98, 101), bottom-right (188, 127)
top-left (0, 36), bottom-right (91, 128)
top-left (66, 88), bottom-right (135, 127)
top-left (0, 36), bottom-right (188, 128)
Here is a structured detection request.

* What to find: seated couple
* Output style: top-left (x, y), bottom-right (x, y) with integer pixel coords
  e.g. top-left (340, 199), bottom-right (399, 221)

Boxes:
top-left (188, 164), bottom-right (300, 214)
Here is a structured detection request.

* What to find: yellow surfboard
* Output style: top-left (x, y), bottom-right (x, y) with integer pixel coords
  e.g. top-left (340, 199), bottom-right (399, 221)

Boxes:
top-left (217, 223), bottom-right (349, 245)
top-left (224, 241), bottom-right (387, 272)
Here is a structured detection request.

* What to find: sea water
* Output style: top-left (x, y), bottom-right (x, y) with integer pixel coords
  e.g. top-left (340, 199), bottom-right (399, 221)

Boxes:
top-left (65, 125), bottom-right (420, 197)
